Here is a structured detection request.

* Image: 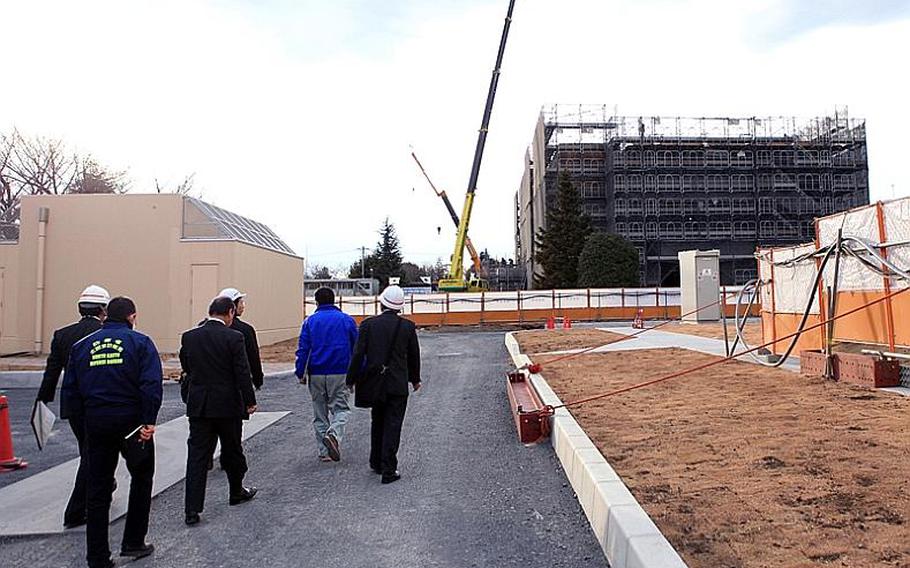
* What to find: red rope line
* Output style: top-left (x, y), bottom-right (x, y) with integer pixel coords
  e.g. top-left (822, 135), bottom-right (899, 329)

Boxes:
top-left (535, 294), bottom-right (734, 367)
top-left (549, 286), bottom-right (910, 410)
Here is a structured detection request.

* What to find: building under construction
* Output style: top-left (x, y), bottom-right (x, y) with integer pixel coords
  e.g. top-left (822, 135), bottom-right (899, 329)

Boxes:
top-left (515, 106), bottom-right (869, 286)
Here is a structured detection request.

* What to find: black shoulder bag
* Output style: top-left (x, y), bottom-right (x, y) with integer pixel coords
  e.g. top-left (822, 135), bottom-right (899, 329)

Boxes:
top-left (354, 317), bottom-right (402, 409)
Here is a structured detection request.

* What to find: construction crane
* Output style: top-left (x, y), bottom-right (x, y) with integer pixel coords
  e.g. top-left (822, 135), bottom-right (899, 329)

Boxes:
top-left (410, 150), bottom-right (487, 287)
top-left (438, 0), bottom-right (515, 293)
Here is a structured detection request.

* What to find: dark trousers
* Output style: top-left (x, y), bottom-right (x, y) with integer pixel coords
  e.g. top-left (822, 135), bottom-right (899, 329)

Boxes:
top-left (85, 415), bottom-right (155, 567)
top-left (64, 417), bottom-right (88, 525)
top-left (370, 395), bottom-right (408, 475)
top-left (185, 417), bottom-right (248, 514)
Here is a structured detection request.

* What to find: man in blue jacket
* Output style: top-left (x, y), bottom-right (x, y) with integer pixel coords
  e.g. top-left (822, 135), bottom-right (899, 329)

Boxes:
top-left (63, 297), bottom-right (163, 568)
top-left (295, 287), bottom-right (358, 462)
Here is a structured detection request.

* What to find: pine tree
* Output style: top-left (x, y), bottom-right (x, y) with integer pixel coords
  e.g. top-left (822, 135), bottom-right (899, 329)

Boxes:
top-left (372, 217), bottom-right (403, 287)
top-left (576, 232), bottom-right (641, 288)
top-left (533, 173), bottom-right (592, 289)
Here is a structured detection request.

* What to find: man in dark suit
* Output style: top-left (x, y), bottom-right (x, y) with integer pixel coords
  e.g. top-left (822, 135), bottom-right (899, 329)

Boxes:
top-left (219, 287), bottom-right (265, 390)
top-left (36, 284), bottom-right (109, 529)
top-left (346, 285), bottom-right (421, 484)
top-left (180, 296), bottom-right (258, 526)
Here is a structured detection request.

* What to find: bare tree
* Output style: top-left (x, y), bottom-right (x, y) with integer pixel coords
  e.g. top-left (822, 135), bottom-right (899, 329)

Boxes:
top-left (70, 156), bottom-right (130, 195)
top-left (0, 128), bottom-right (130, 217)
top-left (155, 173), bottom-right (196, 196)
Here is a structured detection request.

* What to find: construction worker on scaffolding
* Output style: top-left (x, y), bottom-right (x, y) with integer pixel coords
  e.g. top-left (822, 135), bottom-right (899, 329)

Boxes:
top-left (36, 284), bottom-right (110, 529)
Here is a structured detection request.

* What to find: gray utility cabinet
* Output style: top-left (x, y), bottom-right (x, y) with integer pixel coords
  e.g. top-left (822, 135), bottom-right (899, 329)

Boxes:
top-left (678, 250), bottom-right (721, 322)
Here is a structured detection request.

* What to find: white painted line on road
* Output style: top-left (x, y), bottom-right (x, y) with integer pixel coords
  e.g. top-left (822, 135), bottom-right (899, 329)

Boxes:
top-left (0, 411), bottom-right (290, 537)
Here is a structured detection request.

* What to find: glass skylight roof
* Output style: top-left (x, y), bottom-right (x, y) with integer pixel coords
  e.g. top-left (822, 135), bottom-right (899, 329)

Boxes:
top-left (182, 197), bottom-right (296, 256)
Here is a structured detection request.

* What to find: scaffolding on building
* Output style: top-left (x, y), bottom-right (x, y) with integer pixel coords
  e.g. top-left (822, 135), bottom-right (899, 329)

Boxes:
top-left (517, 105), bottom-right (868, 286)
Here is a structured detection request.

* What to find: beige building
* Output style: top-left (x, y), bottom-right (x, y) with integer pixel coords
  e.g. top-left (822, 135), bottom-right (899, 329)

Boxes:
top-left (0, 194), bottom-right (304, 354)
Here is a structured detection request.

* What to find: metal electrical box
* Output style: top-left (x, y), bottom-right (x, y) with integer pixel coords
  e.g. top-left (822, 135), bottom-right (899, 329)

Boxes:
top-left (678, 250), bottom-right (720, 322)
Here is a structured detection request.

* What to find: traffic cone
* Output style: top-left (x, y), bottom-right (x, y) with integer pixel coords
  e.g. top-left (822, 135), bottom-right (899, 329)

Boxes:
top-left (0, 395), bottom-right (27, 472)
top-left (546, 316), bottom-right (555, 330)
top-left (563, 317), bottom-right (572, 329)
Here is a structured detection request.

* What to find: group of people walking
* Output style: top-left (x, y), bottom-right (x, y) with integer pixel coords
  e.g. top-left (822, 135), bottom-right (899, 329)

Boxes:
top-left (36, 282), bottom-right (421, 568)
top-left (295, 285), bottom-right (421, 483)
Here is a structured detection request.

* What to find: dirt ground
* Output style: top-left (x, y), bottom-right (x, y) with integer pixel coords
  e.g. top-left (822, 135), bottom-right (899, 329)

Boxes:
top-left (539, 348), bottom-right (910, 568)
top-left (259, 337), bottom-right (298, 363)
top-left (660, 321), bottom-right (764, 346)
top-left (514, 328), bottom-right (626, 354)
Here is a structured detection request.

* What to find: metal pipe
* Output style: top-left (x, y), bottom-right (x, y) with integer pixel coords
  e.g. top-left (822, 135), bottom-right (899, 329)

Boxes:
top-left (33, 207), bottom-right (50, 353)
top-left (860, 349), bottom-right (910, 361)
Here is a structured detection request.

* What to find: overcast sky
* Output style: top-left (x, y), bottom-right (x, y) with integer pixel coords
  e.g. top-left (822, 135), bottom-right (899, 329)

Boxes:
top-left (2, 0), bottom-right (909, 270)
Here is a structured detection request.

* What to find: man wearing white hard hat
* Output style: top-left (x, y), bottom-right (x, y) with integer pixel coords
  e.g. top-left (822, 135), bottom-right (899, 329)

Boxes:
top-left (218, 288), bottom-right (264, 390)
top-left (36, 284), bottom-right (110, 528)
top-left (346, 285), bottom-right (422, 484)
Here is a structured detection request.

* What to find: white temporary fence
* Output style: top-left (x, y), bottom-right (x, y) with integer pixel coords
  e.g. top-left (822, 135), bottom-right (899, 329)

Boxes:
top-left (757, 196), bottom-right (910, 315)
top-left (304, 287), bottom-right (744, 318)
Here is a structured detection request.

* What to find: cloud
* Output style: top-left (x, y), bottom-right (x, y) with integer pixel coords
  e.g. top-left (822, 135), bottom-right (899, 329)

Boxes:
top-left (749, 0), bottom-right (910, 43)
top-left (0, 0), bottom-right (908, 268)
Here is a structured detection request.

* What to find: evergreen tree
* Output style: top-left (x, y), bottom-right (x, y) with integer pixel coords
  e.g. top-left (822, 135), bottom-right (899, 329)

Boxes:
top-left (372, 217), bottom-right (403, 287)
top-left (533, 173), bottom-right (591, 288)
top-left (577, 232), bottom-right (641, 288)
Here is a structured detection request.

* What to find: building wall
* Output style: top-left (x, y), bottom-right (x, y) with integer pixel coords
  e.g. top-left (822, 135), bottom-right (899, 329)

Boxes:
top-left (0, 194), bottom-right (303, 355)
top-left (516, 111), bottom-right (869, 287)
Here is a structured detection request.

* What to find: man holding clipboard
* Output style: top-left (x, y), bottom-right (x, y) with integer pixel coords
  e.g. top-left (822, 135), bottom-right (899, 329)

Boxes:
top-left (63, 297), bottom-right (163, 568)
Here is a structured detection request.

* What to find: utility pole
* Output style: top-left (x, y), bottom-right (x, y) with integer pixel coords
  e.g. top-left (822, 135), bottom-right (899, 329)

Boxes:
top-left (360, 246), bottom-right (367, 278)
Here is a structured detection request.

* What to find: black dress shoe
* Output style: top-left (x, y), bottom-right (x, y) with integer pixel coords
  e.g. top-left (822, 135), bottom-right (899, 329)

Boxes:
top-left (120, 542), bottom-right (155, 559)
top-left (88, 558), bottom-right (115, 568)
top-left (381, 471), bottom-right (401, 484)
top-left (64, 517), bottom-right (86, 529)
top-left (185, 512), bottom-right (201, 526)
top-left (229, 486), bottom-right (258, 505)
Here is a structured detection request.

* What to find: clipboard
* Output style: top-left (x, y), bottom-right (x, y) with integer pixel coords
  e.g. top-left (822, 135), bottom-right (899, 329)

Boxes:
top-left (30, 400), bottom-right (57, 450)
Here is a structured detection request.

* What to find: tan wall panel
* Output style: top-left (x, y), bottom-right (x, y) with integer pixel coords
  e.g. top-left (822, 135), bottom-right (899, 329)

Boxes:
top-left (228, 243), bottom-right (304, 346)
top-left (5, 194), bottom-right (303, 355)
top-left (0, 243), bottom-right (28, 353)
top-left (20, 194), bottom-right (183, 354)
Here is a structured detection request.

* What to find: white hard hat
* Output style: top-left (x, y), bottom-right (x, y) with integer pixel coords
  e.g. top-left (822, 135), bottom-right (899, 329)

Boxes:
top-left (78, 284), bottom-right (110, 306)
top-left (218, 287), bottom-right (246, 302)
top-left (379, 285), bottom-right (405, 311)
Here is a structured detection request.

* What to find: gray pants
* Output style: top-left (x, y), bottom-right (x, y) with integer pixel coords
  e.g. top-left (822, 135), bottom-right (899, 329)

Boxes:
top-left (308, 374), bottom-right (352, 457)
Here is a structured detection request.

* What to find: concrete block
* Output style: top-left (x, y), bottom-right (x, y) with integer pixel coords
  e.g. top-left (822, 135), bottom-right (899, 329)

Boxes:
top-left (569, 447), bottom-right (603, 515)
top-left (626, 535), bottom-right (687, 568)
top-left (577, 459), bottom-right (621, 521)
top-left (553, 419), bottom-right (592, 468)
top-left (590, 481), bottom-right (638, 546)
top-left (529, 374), bottom-right (562, 406)
top-left (605, 504), bottom-right (662, 568)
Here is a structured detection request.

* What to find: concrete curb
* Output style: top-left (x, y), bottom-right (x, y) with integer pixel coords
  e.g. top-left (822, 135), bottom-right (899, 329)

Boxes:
top-left (504, 332), bottom-right (687, 568)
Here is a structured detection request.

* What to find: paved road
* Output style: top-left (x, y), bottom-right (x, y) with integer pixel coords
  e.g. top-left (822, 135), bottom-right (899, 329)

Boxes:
top-left (0, 331), bottom-right (604, 567)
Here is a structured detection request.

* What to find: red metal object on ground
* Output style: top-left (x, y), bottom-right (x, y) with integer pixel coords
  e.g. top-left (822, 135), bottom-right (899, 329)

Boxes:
top-left (505, 370), bottom-right (551, 444)
top-left (0, 395), bottom-right (27, 472)
top-left (837, 352), bottom-right (900, 388)
top-left (562, 317), bottom-right (572, 329)
top-left (800, 350), bottom-right (828, 376)
top-left (800, 350), bottom-right (901, 388)
top-left (545, 317), bottom-right (555, 330)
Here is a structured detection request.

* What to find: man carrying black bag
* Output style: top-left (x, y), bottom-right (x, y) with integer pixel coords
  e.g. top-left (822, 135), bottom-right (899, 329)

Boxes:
top-left (346, 285), bottom-right (421, 484)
